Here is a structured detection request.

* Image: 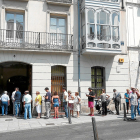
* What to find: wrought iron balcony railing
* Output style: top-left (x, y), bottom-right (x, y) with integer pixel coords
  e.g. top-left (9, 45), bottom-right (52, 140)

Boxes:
top-left (0, 29), bottom-right (73, 51)
top-left (47, 0), bottom-right (72, 4)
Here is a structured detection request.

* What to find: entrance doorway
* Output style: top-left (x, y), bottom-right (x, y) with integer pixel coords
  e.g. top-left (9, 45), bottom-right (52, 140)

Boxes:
top-left (51, 65), bottom-right (66, 109)
top-left (0, 62), bottom-right (32, 114)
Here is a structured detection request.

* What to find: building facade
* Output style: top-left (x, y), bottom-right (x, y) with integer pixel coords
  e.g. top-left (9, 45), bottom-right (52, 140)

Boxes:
top-left (0, 0), bottom-right (130, 114)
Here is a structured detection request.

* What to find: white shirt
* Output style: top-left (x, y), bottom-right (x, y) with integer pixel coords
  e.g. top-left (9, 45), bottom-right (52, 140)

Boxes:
top-left (24, 94), bottom-right (32, 104)
top-left (0, 94), bottom-right (10, 102)
top-left (129, 92), bottom-right (137, 106)
top-left (12, 91), bottom-right (16, 101)
top-left (63, 91), bottom-right (68, 102)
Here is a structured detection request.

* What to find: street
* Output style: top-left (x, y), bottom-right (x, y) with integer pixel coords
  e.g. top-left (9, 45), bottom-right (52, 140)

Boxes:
top-left (1, 117), bottom-right (140, 140)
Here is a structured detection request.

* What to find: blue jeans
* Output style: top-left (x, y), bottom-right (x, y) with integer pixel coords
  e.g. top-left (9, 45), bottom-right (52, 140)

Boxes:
top-left (137, 102), bottom-right (140, 115)
top-left (24, 103), bottom-right (32, 119)
top-left (131, 105), bottom-right (137, 119)
top-left (1, 102), bottom-right (8, 115)
top-left (15, 102), bottom-right (21, 116)
top-left (63, 102), bottom-right (68, 118)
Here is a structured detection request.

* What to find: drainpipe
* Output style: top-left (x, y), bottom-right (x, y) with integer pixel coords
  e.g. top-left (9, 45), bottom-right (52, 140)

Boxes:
top-left (78, 0), bottom-right (81, 97)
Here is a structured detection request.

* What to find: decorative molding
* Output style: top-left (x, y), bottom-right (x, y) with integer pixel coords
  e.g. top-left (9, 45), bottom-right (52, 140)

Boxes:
top-left (126, 2), bottom-right (140, 7)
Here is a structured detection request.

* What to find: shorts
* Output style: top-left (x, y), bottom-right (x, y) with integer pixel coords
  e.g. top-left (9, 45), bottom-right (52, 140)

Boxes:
top-left (88, 101), bottom-right (94, 108)
top-left (54, 103), bottom-right (59, 107)
top-left (36, 105), bottom-right (41, 113)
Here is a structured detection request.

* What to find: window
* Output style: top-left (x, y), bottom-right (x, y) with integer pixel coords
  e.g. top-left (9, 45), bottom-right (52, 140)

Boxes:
top-left (97, 43), bottom-right (111, 48)
top-left (97, 11), bottom-right (111, 41)
top-left (6, 13), bottom-right (24, 39)
top-left (91, 67), bottom-right (105, 97)
top-left (50, 17), bottom-right (66, 46)
top-left (81, 10), bottom-right (86, 45)
top-left (87, 10), bottom-right (95, 39)
top-left (112, 13), bottom-right (119, 42)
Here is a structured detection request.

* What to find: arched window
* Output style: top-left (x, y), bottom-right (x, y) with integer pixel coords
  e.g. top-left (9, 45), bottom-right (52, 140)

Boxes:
top-left (97, 10), bottom-right (111, 41)
top-left (87, 10), bottom-right (95, 39)
top-left (112, 12), bottom-right (119, 42)
top-left (91, 66), bottom-right (105, 97)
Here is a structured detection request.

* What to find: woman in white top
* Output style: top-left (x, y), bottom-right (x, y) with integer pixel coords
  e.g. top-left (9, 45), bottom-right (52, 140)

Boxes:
top-left (74, 92), bottom-right (81, 118)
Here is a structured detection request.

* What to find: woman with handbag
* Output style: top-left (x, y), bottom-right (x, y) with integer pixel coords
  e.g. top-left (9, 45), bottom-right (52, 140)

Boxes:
top-left (68, 90), bottom-right (74, 117)
top-left (74, 92), bottom-right (81, 118)
top-left (35, 91), bottom-right (42, 119)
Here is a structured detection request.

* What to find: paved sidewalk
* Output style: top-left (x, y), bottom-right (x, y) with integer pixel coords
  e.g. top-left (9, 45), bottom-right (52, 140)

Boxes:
top-left (0, 112), bottom-right (126, 134)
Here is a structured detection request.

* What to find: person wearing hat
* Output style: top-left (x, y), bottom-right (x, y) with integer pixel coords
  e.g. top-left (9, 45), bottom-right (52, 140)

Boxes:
top-left (62, 87), bottom-right (68, 118)
top-left (86, 87), bottom-right (95, 116)
top-left (113, 89), bottom-right (121, 115)
top-left (0, 91), bottom-right (10, 116)
top-left (43, 87), bottom-right (51, 119)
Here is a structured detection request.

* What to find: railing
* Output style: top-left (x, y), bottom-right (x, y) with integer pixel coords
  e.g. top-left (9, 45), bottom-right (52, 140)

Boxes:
top-left (0, 29), bottom-right (73, 51)
top-left (47, 0), bottom-right (72, 4)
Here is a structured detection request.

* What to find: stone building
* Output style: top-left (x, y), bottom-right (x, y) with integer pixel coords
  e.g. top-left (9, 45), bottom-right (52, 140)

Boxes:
top-left (0, 0), bottom-right (129, 114)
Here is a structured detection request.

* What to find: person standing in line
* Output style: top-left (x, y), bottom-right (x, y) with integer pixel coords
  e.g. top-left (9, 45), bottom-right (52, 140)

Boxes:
top-left (136, 89), bottom-right (140, 115)
top-left (113, 89), bottom-right (121, 115)
top-left (68, 90), bottom-right (74, 117)
top-left (43, 87), bottom-right (51, 119)
top-left (129, 88), bottom-right (138, 120)
top-left (86, 87), bottom-right (95, 116)
top-left (74, 92), bottom-right (81, 118)
top-left (100, 89), bottom-right (110, 116)
top-left (14, 88), bottom-right (21, 117)
top-left (23, 91), bottom-right (32, 120)
top-left (35, 91), bottom-right (42, 119)
top-left (11, 88), bottom-right (16, 115)
top-left (124, 89), bottom-right (130, 114)
top-left (62, 87), bottom-right (68, 118)
top-left (0, 91), bottom-right (10, 116)
top-left (52, 91), bottom-right (59, 119)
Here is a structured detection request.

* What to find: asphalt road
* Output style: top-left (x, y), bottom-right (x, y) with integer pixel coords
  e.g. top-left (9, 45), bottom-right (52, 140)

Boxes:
top-left (1, 117), bottom-right (140, 140)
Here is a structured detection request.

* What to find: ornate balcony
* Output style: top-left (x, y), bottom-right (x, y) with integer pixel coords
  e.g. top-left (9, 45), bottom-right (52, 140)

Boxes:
top-left (46, 0), bottom-right (72, 5)
top-left (0, 29), bottom-right (73, 52)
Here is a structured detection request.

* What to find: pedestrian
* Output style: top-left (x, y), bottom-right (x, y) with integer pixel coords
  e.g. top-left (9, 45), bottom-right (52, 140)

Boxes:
top-left (52, 91), bottom-right (59, 119)
top-left (113, 89), bottom-right (121, 115)
top-left (43, 87), bottom-right (51, 119)
top-left (35, 91), bottom-right (42, 119)
top-left (0, 91), bottom-right (10, 116)
top-left (14, 88), bottom-right (21, 117)
top-left (22, 92), bottom-right (25, 114)
top-left (11, 88), bottom-right (16, 115)
top-left (124, 89), bottom-right (130, 114)
top-left (68, 90), bottom-right (74, 117)
top-left (136, 89), bottom-right (140, 115)
top-left (129, 88), bottom-right (138, 120)
top-left (100, 89), bottom-right (110, 116)
top-left (62, 87), bottom-right (68, 118)
top-left (86, 87), bottom-right (95, 116)
top-left (74, 92), bottom-right (81, 118)
top-left (23, 91), bottom-right (32, 120)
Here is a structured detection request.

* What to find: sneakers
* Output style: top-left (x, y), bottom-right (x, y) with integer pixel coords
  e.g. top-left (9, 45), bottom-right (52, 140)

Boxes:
top-left (88, 114), bottom-right (91, 116)
top-left (53, 117), bottom-right (56, 119)
top-left (90, 114), bottom-right (94, 116)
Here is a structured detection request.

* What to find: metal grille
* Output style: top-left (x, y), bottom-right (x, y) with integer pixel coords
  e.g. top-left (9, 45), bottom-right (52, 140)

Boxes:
top-left (51, 66), bottom-right (66, 110)
top-left (91, 67), bottom-right (105, 98)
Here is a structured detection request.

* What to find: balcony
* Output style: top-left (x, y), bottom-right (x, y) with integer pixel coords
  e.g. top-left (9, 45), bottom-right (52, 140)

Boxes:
top-left (0, 29), bottom-right (73, 52)
top-left (46, 0), bottom-right (72, 5)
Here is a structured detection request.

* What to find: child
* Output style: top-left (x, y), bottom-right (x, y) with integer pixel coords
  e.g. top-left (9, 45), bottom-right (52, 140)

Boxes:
top-left (74, 92), bottom-right (81, 118)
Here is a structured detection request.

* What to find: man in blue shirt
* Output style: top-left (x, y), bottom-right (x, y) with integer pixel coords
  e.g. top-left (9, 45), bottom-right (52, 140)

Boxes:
top-left (124, 89), bottom-right (130, 114)
top-left (44, 87), bottom-right (51, 119)
top-left (14, 87), bottom-right (21, 117)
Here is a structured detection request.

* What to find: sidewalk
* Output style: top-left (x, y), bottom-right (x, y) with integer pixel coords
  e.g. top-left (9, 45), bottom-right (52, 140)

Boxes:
top-left (0, 112), bottom-right (126, 134)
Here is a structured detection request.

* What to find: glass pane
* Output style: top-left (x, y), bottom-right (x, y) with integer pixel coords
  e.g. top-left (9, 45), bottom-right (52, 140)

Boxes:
top-left (97, 12), bottom-right (99, 24)
top-left (106, 13), bottom-right (110, 24)
top-left (97, 89), bottom-right (102, 97)
top-left (50, 18), bottom-right (57, 26)
top-left (59, 19), bottom-right (65, 26)
top-left (112, 44), bottom-right (120, 49)
top-left (81, 10), bottom-right (85, 26)
top-left (97, 43), bottom-right (111, 48)
top-left (88, 42), bottom-right (96, 47)
top-left (88, 24), bottom-right (95, 35)
top-left (88, 10), bottom-right (94, 23)
top-left (50, 26), bottom-right (57, 33)
top-left (92, 83), bottom-right (95, 88)
top-left (97, 25), bottom-right (111, 41)
top-left (7, 22), bottom-right (14, 30)
top-left (6, 13), bottom-right (14, 22)
top-left (91, 68), bottom-right (95, 75)
top-left (97, 69), bottom-right (101, 75)
top-left (100, 11), bottom-right (106, 24)
top-left (16, 22), bottom-right (23, 31)
top-left (58, 27), bottom-right (65, 34)
top-left (112, 13), bottom-right (118, 25)
top-left (16, 14), bottom-right (23, 22)
top-left (112, 26), bottom-right (119, 42)
top-left (82, 25), bottom-right (85, 36)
